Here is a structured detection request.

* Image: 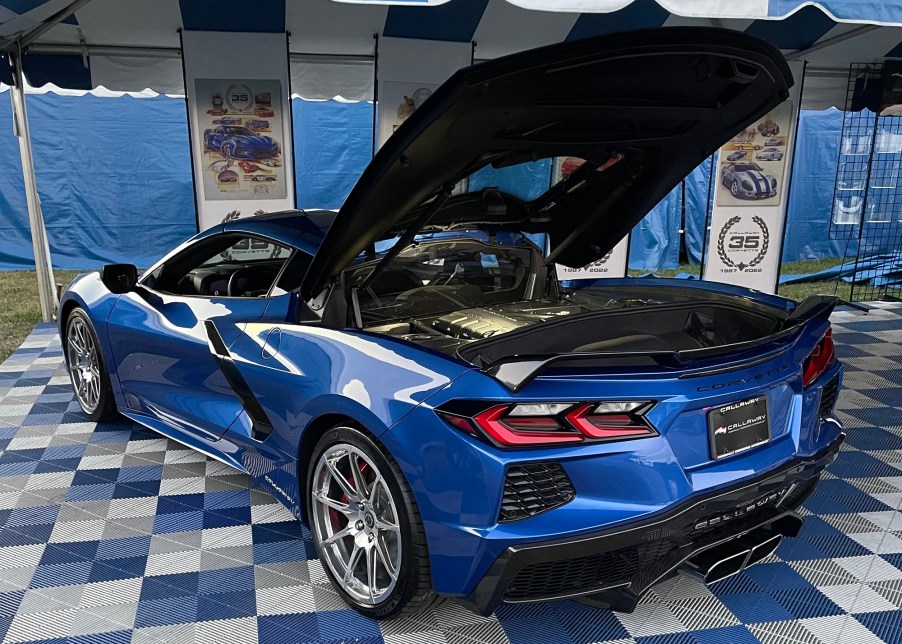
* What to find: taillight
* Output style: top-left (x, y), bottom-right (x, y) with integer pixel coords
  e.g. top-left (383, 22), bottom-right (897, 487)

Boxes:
top-left (565, 402), bottom-right (655, 439)
top-left (802, 327), bottom-right (836, 387)
top-left (436, 401), bottom-right (656, 447)
top-left (473, 405), bottom-right (583, 446)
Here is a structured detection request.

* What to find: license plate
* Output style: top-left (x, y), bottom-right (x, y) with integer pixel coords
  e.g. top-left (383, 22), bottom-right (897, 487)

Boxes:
top-left (708, 396), bottom-right (770, 459)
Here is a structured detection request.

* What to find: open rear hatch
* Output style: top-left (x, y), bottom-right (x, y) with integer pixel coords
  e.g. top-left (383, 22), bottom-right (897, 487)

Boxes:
top-left (300, 27), bottom-right (794, 300)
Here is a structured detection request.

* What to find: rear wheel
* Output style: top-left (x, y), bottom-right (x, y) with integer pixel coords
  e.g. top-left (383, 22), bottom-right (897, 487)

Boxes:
top-left (65, 309), bottom-right (117, 422)
top-left (307, 426), bottom-right (439, 619)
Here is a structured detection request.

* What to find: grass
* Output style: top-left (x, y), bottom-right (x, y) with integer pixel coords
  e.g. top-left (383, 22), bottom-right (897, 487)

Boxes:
top-left (0, 270), bottom-right (81, 363)
top-left (0, 258), bottom-right (864, 363)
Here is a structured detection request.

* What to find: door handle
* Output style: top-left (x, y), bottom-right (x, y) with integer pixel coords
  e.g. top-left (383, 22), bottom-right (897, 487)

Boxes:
top-left (261, 327), bottom-right (282, 360)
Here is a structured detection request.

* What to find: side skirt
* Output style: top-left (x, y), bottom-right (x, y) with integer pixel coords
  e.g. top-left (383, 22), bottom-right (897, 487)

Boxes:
top-left (120, 410), bottom-right (249, 474)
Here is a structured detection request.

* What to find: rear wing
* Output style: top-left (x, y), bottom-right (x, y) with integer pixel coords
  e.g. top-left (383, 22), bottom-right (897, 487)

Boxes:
top-left (473, 295), bottom-right (838, 392)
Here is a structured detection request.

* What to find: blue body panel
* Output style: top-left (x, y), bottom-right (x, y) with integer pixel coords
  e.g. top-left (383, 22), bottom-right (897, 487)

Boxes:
top-left (58, 214), bottom-right (843, 599)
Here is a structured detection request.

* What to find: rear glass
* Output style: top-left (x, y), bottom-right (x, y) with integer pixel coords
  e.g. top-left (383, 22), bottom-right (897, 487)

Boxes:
top-left (347, 235), bottom-right (539, 324)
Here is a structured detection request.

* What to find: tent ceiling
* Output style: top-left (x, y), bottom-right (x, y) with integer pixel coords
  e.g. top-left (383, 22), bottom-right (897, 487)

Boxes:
top-left (1, 0), bottom-right (900, 107)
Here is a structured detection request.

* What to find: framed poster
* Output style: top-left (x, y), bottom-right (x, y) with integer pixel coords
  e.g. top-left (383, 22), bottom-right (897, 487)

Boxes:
top-left (194, 78), bottom-right (287, 202)
top-left (715, 101), bottom-right (792, 209)
top-left (703, 61), bottom-right (805, 293)
top-left (378, 82), bottom-right (436, 147)
top-left (182, 31), bottom-right (295, 230)
top-left (376, 37), bottom-right (471, 150)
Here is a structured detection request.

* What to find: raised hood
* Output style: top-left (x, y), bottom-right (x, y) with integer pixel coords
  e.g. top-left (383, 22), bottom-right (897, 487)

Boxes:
top-left (300, 27), bottom-right (792, 299)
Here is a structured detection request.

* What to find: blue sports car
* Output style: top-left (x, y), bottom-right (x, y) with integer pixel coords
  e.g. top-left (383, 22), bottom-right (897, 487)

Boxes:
top-left (60, 28), bottom-right (843, 619)
top-left (722, 162), bottom-right (778, 199)
top-left (203, 125), bottom-right (280, 159)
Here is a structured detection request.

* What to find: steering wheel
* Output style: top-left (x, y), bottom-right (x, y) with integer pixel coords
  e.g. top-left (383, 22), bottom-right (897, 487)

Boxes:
top-left (227, 266), bottom-right (275, 297)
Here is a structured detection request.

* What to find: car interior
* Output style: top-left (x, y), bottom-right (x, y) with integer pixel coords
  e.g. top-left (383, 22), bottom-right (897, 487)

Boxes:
top-left (349, 237), bottom-right (541, 324)
top-left (145, 234), bottom-right (309, 298)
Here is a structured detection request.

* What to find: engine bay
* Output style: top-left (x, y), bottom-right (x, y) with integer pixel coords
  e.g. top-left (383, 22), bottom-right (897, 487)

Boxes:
top-left (367, 287), bottom-right (784, 360)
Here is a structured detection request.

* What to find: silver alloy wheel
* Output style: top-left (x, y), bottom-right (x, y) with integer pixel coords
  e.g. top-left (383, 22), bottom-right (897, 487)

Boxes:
top-left (311, 442), bottom-right (402, 605)
top-left (67, 316), bottom-right (101, 414)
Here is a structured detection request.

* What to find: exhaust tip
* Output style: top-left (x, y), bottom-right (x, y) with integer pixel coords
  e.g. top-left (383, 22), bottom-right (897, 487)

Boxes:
top-left (704, 549), bottom-right (749, 584)
top-left (747, 534), bottom-right (783, 567)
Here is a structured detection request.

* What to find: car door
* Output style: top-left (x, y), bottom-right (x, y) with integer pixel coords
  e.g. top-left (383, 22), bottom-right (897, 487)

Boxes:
top-left (106, 232), bottom-right (293, 441)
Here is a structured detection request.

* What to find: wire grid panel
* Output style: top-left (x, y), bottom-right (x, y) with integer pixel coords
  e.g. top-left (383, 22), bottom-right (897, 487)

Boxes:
top-left (830, 63), bottom-right (902, 301)
top-left (829, 63), bottom-right (880, 241)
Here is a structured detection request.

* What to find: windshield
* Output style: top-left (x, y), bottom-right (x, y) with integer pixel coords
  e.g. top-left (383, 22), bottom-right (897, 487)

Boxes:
top-left (222, 126), bottom-right (253, 135)
top-left (348, 235), bottom-right (542, 325)
top-left (733, 163), bottom-right (763, 172)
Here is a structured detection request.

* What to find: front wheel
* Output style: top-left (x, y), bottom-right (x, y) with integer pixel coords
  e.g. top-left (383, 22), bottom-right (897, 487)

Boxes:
top-left (65, 308), bottom-right (118, 422)
top-left (730, 179), bottom-right (740, 197)
top-left (307, 426), bottom-right (439, 619)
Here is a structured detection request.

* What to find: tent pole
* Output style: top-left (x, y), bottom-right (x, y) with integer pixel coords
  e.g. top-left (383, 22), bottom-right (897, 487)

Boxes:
top-left (8, 48), bottom-right (58, 323)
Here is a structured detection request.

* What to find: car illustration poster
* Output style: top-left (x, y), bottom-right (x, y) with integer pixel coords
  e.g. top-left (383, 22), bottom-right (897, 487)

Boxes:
top-left (703, 61), bottom-right (803, 293)
top-left (377, 81), bottom-right (437, 148)
top-left (715, 101), bottom-right (792, 208)
top-left (194, 78), bottom-right (286, 202)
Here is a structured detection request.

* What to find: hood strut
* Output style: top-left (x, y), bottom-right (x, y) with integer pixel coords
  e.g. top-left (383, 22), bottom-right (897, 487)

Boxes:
top-left (359, 182), bottom-right (455, 291)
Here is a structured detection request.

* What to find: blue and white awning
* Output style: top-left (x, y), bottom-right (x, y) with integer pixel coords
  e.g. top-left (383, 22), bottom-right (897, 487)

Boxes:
top-left (337, 0), bottom-right (902, 27)
top-left (1, 0), bottom-right (901, 106)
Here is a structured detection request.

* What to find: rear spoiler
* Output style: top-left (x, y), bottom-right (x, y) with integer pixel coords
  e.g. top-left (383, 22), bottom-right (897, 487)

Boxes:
top-left (480, 295), bottom-right (838, 393)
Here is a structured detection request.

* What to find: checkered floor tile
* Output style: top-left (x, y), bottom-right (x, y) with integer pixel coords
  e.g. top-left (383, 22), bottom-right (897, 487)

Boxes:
top-left (0, 303), bottom-right (900, 643)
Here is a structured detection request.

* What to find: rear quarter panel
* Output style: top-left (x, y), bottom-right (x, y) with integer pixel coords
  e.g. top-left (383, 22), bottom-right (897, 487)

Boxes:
top-left (224, 323), bottom-right (475, 515)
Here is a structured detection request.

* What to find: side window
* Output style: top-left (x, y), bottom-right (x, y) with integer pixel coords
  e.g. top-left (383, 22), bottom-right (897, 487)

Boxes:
top-left (151, 234), bottom-right (292, 298)
top-left (271, 251), bottom-right (312, 296)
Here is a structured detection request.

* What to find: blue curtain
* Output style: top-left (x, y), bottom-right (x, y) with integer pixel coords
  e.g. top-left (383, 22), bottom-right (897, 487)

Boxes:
top-left (0, 96), bottom-right (870, 271)
top-left (293, 99), bottom-right (373, 210)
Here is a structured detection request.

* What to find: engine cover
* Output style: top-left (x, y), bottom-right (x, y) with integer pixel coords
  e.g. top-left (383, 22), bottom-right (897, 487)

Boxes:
top-left (431, 305), bottom-right (577, 339)
top-left (432, 309), bottom-right (525, 339)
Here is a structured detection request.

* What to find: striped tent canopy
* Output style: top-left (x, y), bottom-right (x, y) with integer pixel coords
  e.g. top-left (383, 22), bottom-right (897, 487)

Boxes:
top-left (2, 0), bottom-right (901, 107)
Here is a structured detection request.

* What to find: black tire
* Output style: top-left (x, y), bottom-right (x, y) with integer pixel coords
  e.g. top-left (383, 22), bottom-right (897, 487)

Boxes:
top-left (306, 425), bottom-right (440, 619)
top-left (64, 308), bottom-right (118, 422)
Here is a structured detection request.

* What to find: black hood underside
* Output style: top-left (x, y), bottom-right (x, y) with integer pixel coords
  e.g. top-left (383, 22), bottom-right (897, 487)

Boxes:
top-left (301, 27), bottom-right (793, 299)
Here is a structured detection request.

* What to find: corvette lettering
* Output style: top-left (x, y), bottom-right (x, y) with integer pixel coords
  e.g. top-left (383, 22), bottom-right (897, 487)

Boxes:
top-left (697, 364), bottom-right (791, 392)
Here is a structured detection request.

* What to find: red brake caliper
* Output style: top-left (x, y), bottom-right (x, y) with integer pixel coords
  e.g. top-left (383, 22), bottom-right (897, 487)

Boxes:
top-left (328, 459), bottom-right (369, 532)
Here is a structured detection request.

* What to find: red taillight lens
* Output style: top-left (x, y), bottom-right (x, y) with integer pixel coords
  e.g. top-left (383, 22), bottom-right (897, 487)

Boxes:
top-left (802, 328), bottom-right (836, 387)
top-left (565, 403), bottom-right (656, 439)
top-left (437, 401), bottom-right (656, 447)
top-left (472, 405), bottom-right (583, 446)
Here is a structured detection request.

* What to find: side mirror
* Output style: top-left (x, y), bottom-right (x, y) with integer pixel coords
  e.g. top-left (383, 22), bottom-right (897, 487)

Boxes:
top-left (100, 264), bottom-right (138, 294)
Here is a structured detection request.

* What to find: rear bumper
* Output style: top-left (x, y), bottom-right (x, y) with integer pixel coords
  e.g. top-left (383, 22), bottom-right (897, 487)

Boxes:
top-left (461, 433), bottom-right (843, 615)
